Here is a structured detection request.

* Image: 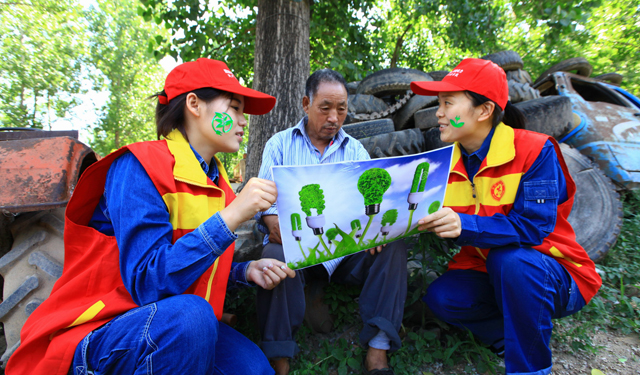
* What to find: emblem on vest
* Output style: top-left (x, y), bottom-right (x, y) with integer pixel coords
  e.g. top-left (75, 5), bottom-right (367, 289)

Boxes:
top-left (491, 180), bottom-right (505, 201)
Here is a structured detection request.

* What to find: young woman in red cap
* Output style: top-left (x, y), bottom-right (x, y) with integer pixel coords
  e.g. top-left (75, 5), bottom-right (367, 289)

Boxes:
top-left (7, 58), bottom-right (294, 375)
top-left (411, 58), bottom-right (601, 375)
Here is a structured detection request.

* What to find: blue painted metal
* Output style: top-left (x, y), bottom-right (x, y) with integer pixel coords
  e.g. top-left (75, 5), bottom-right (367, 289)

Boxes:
top-left (536, 72), bottom-right (640, 189)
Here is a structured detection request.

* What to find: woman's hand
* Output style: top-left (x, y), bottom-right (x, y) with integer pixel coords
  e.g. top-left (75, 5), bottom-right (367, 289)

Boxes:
top-left (220, 178), bottom-right (277, 232)
top-left (417, 207), bottom-right (462, 238)
top-left (246, 258), bottom-right (296, 290)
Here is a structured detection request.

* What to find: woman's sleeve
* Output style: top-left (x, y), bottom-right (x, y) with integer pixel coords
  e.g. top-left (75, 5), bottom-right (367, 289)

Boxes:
top-left (456, 140), bottom-right (568, 249)
top-left (105, 152), bottom-right (237, 306)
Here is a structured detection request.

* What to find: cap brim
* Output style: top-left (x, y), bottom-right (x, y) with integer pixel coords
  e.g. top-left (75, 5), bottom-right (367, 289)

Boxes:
top-left (410, 81), bottom-right (466, 97)
top-left (232, 86), bottom-right (277, 116)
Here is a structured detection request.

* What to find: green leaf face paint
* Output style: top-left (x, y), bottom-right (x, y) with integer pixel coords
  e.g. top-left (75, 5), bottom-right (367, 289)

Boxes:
top-left (212, 112), bottom-right (233, 135)
top-left (450, 115), bottom-right (465, 128)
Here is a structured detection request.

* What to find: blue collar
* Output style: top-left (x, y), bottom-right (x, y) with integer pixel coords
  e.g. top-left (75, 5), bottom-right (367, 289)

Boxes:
top-left (189, 145), bottom-right (219, 184)
top-left (292, 116), bottom-right (349, 149)
top-left (460, 126), bottom-right (496, 162)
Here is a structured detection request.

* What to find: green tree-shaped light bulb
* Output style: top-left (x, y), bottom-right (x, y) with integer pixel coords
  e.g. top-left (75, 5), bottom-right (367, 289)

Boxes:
top-left (428, 201), bottom-right (441, 215)
top-left (351, 219), bottom-right (362, 238)
top-left (380, 209), bottom-right (398, 241)
top-left (357, 168), bottom-right (392, 245)
top-left (405, 162), bottom-right (430, 235)
top-left (299, 184), bottom-right (330, 254)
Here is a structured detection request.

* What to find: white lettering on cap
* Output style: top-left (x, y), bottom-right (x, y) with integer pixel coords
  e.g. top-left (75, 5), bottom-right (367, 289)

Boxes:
top-left (447, 68), bottom-right (464, 78)
top-left (224, 69), bottom-right (235, 78)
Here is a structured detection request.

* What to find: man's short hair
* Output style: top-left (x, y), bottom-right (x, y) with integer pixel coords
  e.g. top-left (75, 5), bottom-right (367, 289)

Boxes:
top-left (305, 69), bottom-right (348, 104)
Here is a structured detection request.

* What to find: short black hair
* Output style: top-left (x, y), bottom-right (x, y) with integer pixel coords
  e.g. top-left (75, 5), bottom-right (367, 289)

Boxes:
top-left (305, 69), bottom-right (348, 103)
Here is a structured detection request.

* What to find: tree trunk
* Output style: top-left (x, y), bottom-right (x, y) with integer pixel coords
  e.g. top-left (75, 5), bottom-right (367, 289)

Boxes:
top-left (245, 0), bottom-right (310, 181)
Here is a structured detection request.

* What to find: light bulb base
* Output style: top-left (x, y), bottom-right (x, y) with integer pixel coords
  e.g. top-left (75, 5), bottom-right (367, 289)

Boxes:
top-left (408, 203), bottom-right (418, 210)
top-left (365, 204), bottom-right (380, 215)
top-left (312, 227), bottom-right (324, 235)
top-left (380, 225), bottom-right (390, 236)
top-left (355, 232), bottom-right (362, 238)
top-left (306, 214), bottom-right (326, 229)
top-left (294, 236), bottom-right (301, 241)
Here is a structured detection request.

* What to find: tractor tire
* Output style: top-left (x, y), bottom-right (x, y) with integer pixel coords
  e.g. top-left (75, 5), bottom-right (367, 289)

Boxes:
top-left (514, 96), bottom-right (574, 139)
top-left (481, 50), bottom-right (524, 71)
top-left (508, 80), bottom-right (540, 103)
top-left (426, 70), bottom-right (449, 81)
top-left (348, 94), bottom-right (389, 115)
top-left (594, 73), bottom-right (623, 86)
top-left (359, 128), bottom-right (425, 159)
top-left (534, 57), bottom-right (593, 85)
top-left (506, 69), bottom-right (533, 84)
top-left (0, 208), bottom-right (65, 366)
top-left (346, 81), bottom-right (360, 94)
top-left (414, 106), bottom-right (440, 131)
top-left (393, 94), bottom-right (438, 130)
top-left (342, 118), bottom-right (395, 140)
top-left (561, 144), bottom-right (622, 262)
top-left (356, 68), bottom-right (432, 97)
top-left (423, 127), bottom-right (452, 152)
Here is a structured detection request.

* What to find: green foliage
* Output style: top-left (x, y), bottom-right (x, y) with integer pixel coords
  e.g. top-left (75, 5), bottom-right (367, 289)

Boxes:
top-left (357, 168), bottom-right (392, 206)
top-left (299, 184), bottom-right (326, 216)
top-left (291, 213), bottom-right (302, 231)
top-left (428, 201), bottom-right (441, 215)
top-left (85, 0), bottom-right (167, 155)
top-left (138, 0), bottom-right (382, 82)
top-left (381, 209), bottom-right (398, 226)
top-left (410, 162), bottom-right (430, 193)
top-left (0, 0), bottom-right (86, 128)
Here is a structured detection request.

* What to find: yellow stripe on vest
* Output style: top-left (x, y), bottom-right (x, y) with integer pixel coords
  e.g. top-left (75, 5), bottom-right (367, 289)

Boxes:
top-left (162, 192), bottom-right (225, 230)
top-left (205, 258), bottom-right (220, 301)
top-left (67, 300), bottom-right (105, 328)
top-left (444, 180), bottom-right (475, 207)
top-left (549, 246), bottom-right (582, 267)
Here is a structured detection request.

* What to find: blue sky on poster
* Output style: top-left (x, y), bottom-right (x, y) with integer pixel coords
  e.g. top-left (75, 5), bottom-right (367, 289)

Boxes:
top-left (272, 146), bottom-right (454, 266)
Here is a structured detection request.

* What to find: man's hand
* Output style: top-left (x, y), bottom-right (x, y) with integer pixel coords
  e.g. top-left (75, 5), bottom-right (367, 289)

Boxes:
top-left (366, 244), bottom-right (386, 255)
top-left (417, 207), bottom-right (461, 238)
top-left (247, 258), bottom-right (296, 290)
top-left (262, 215), bottom-right (282, 244)
top-left (220, 178), bottom-right (277, 232)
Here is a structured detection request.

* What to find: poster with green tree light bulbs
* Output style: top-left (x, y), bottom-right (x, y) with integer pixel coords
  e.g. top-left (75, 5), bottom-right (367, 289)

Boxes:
top-left (271, 145), bottom-right (454, 269)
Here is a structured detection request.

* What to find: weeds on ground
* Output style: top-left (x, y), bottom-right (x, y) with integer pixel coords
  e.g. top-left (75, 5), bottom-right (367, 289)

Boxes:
top-left (553, 190), bottom-right (640, 351)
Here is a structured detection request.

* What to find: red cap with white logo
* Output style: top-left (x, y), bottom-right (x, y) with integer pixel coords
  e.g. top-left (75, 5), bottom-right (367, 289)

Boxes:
top-left (410, 58), bottom-right (508, 110)
top-left (159, 58), bottom-right (276, 115)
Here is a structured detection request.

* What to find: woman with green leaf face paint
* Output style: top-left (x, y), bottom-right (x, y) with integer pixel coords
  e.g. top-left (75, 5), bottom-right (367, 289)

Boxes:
top-left (410, 58), bottom-right (601, 375)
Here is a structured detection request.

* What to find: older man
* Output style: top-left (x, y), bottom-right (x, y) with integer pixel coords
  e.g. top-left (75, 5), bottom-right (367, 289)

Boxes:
top-left (255, 69), bottom-right (408, 375)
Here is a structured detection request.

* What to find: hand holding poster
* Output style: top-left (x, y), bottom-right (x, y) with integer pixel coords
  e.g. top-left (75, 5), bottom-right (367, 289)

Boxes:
top-left (272, 146), bottom-right (454, 269)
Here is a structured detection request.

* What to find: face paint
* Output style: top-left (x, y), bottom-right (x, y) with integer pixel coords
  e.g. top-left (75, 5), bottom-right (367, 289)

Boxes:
top-left (212, 112), bottom-right (234, 135)
top-left (450, 115), bottom-right (465, 128)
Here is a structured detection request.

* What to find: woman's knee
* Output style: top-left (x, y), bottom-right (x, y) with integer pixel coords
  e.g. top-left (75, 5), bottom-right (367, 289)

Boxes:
top-left (155, 295), bottom-right (219, 343)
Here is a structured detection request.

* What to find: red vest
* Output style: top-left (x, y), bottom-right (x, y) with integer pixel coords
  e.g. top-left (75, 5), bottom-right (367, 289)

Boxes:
top-left (7, 130), bottom-right (236, 375)
top-left (444, 124), bottom-right (601, 303)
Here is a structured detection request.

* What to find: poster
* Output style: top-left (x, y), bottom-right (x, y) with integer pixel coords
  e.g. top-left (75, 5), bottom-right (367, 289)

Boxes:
top-left (272, 145), bottom-right (454, 270)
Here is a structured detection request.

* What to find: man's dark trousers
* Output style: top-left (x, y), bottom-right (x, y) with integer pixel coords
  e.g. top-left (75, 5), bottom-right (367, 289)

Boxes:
top-left (257, 240), bottom-right (408, 359)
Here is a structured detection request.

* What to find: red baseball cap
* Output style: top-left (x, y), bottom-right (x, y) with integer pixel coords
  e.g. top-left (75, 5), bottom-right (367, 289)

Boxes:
top-left (410, 58), bottom-right (508, 110)
top-left (159, 58), bottom-right (276, 115)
